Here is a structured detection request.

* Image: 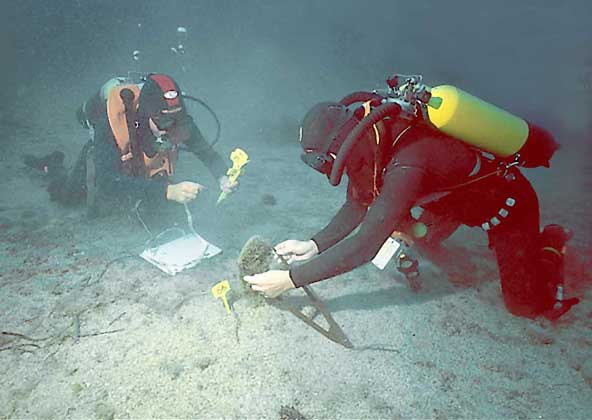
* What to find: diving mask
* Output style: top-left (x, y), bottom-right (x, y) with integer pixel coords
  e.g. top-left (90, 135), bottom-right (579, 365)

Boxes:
top-left (301, 149), bottom-right (334, 176)
top-left (299, 108), bottom-right (362, 178)
top-left (152, 109), bottom-right (190, 132)
top-left (151, 110), bottom-right (193, 147)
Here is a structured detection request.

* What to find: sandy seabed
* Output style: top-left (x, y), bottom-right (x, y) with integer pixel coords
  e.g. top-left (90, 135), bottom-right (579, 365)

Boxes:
top-left (1, 109), bottom-right (591, 419)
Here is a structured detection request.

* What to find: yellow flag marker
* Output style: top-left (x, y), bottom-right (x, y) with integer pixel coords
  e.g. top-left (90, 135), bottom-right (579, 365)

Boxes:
top-left (217, 148), bottom-right (249, 205)
top-left (211, 280), bottom-right (232, 315)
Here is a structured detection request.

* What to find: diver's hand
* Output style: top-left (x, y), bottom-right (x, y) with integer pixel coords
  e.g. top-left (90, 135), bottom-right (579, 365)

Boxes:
top-left (166, 181), bottom-right (205, 204)
top-left (219, 175), bottom-right (238, 194)
top-left (274, 239), bottom-right (319, 264)
top-left (243, 270), bottom-right (295, 299)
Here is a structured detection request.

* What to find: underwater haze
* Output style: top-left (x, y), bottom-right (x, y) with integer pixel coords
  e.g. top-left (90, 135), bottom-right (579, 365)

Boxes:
top-left (1, 0), bottom-right (591, 418)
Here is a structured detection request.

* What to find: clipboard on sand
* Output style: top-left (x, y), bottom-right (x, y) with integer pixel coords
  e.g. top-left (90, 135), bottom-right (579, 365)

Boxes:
top-left (140, 232), bottom-right (221, 275)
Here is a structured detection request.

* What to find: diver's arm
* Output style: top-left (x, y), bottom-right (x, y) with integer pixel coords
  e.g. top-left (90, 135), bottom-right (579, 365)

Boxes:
top-left (290, 166), bottom-right (427, 287)
top-left (311, 190), bottom-right (368, 253)
top-left (184, 117), bottom-right (227, 179)
top-left (93, 117), bottom-right (169, 204)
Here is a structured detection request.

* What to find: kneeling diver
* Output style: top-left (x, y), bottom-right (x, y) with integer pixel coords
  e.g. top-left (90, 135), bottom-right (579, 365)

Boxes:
top-left (24, 73), bottom-right (236, 213)
top-left (245, 74), bottom-right (579, 321)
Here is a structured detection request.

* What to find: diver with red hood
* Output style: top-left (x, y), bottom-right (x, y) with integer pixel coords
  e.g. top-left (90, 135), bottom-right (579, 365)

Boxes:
top-left (245, 74), bottom-right (579, 321)
top-left (24, 73), bottom-right (236, 212)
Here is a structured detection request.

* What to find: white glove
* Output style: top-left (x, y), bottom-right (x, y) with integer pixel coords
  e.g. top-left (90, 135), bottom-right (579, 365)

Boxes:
top-left (274, 239), bottom-right (319, 265)
top-left (219, 175), bottom-right (238, 194)
top-left (166, 181), bottom-right (205, 204)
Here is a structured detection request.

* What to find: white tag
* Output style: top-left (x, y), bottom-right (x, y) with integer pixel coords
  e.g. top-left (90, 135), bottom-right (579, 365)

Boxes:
top-left (371, 237), bottom-right (401, 270)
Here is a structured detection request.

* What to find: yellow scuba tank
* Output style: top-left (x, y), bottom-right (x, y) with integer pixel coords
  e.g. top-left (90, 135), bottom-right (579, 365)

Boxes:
top-left (426, 85), bottom-right (529, 158)
top-left (345, 74), bottom-right (559, 177)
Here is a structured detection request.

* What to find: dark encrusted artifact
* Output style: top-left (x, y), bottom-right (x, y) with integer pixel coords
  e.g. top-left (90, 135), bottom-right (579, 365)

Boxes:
top-left (237, 235), bottom-right (289, 294)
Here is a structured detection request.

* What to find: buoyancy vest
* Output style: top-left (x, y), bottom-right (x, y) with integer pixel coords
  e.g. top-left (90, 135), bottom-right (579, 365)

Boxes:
top-left (106, 83), bottom-right (178, 178)
top-left (346, 114), bottom-right (416, 206)
top-left (348, 119), bottom-right (528, 231)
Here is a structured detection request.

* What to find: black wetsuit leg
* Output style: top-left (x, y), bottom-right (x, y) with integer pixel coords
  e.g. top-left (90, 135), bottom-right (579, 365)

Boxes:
top-left (47, 141), bottom-right (90, 206)
top-left (486, 172), bottom-right (554, 317)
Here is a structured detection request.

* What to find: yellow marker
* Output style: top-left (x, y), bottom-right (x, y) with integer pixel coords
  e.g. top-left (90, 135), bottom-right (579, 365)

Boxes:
top-left (217, 148), bottom-right (249, 205)
top-left (211, 280), bottom-right (232, 315)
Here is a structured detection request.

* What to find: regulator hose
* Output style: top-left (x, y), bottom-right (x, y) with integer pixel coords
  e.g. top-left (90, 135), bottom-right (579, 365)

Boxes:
top-left (183, 94), bottom-right (222, 147)
top-left (339, 91), bottom-right (384, 107)
top-left (329, 102), bottom-right (402, 186)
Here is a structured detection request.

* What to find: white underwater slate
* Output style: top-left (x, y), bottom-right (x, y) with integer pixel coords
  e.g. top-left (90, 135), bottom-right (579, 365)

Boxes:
top-left (140, 233), bottom-right (222, 275)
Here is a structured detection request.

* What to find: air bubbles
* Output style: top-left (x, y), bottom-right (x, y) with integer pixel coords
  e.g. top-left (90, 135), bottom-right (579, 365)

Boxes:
top-left (172, 27), bottom-right (188, 56)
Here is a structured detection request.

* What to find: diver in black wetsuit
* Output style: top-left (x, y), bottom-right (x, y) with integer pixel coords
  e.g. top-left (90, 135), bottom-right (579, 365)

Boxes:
top-left (24, 74), bottom-right (236, 212)
top-left (245, 89), bottom-right (579, 321)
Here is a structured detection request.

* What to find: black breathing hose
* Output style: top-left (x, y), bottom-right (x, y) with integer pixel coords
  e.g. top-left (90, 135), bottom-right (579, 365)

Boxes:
top-left (329, 102), bottom-right (402, 186)
top-left (182, 94), bottom-right (222, 147)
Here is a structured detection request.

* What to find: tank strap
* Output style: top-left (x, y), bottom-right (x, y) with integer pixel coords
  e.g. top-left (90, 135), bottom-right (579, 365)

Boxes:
top-left (362, 101), bottom-right (384, 198)
top-left (436, 153), bottom-right (521, 193)
top-left (391, 125), bottom-right (414, 149)
top-left (411, 155), bottom-right (519, 209)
